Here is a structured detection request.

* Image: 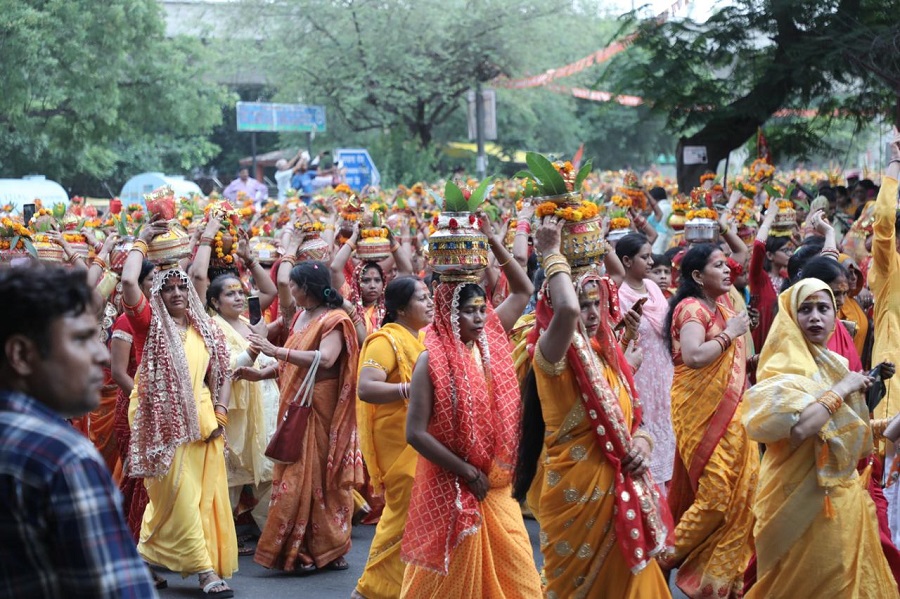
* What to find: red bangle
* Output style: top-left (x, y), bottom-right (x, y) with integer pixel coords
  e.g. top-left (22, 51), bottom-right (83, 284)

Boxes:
top-left (516, 221), bottom-right (531, 234)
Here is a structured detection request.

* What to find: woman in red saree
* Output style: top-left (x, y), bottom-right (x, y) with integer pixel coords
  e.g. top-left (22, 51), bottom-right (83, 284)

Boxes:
top-left (513, 217), bottom-right (673, 598)
top-left (249, 259), bottom-right (363, 572)
top-left (401, 215), bottom-right (540, 598)
top-left (665, 243), bottom-right (758, 598)
top-left (110, 259), bottom-right (156, 542)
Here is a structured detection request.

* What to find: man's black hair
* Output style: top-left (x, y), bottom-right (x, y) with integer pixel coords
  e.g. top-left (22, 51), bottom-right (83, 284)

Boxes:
top-left (0, 265), bottom-right (92, 364)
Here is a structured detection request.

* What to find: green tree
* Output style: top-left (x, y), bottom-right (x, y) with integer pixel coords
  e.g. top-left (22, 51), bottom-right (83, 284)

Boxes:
top-left (0, 0), bottom-right (230, 194)
top-left (605, 0), bottom-right (899, 189)
top-left (244, 0), bottom-right (571, 147)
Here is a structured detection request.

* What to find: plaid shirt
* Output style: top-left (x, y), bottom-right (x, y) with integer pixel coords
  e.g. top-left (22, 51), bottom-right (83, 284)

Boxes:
top-left (0, 390), bottom-right (157, 599)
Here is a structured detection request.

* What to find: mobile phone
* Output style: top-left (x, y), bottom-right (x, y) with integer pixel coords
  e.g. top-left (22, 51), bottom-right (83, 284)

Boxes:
top-left (23, 203), bottom-right (35, 224)
top-left (248, 295), bottom-right (262, 325)
top-left (615, 296), bottom-right (648, 331)
top-left (633, 296), bottom-right (649, 315)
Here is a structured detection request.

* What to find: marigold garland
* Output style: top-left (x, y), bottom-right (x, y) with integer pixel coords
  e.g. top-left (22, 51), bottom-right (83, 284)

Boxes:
top-left (685, 208), bottom-right (718, 221)
top-left (609, 217), bottom-right (631, 230)
top-left (535, 200), bottom-right (599, 222)
top-left (360, 228), bottom-right (388, 239)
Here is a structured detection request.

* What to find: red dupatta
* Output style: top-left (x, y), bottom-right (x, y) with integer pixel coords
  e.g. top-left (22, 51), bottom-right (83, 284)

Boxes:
top-left (401, 282), bottom-right (521, 573)
top-left (528, 272), bottom-right (673, 573)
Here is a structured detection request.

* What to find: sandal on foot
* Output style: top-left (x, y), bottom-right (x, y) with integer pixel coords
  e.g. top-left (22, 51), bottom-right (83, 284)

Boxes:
top-left (151, 571), bottom-right (168, 589)
top-left (199, 572), bottom-right (234, 597)
top-left (237, 542), bottom-right (255, 557)
top-left (326, 557), bottom-right (349, 571)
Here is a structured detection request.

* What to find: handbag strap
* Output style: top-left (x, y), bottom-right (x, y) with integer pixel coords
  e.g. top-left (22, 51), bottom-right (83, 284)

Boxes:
top-left (298, 350), bottom-right (321, 408)
top-left (286, 350), bottom-right (322, 408)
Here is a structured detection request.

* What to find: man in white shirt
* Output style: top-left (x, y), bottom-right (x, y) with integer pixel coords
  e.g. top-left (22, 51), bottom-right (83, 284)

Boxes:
top-left (274, 150), bottom-right (308, 201)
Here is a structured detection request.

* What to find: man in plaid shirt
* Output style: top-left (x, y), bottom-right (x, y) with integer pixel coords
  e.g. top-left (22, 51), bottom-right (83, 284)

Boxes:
top-left (0, 265), bottom-right (156, 598)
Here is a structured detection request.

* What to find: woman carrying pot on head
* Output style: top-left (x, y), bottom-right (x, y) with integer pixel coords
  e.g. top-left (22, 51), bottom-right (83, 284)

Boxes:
top-left (120, 220), bottom-right (237, 597)
top-left (330, 221), bottom-right (415, 338)
top-left (513, 218), bottom-right (673, 598)
top-left (191, 227), bottom-right (281, 545)
top-left (400, 212), bottom-right (541, 598)
top-left (352, 276), bottom-right (434, 599)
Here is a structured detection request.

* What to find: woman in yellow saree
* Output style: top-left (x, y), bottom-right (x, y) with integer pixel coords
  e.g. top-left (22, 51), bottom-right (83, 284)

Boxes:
top-left (513, 217), bottom-right (673, 599)
top-left (743, 278), bottom-right (898, 598)
top-left (352, 277), bottom-right (434, 599)
top-left (665, 243), bottom-right (758, 598)
top-left (121, 222), bottom-right (238, 597)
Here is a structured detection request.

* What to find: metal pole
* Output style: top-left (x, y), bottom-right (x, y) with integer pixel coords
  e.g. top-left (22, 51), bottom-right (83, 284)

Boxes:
top-left (475, 80), bottom-right (486, 179)
top-left (251, 132), bottom-right (258, 179)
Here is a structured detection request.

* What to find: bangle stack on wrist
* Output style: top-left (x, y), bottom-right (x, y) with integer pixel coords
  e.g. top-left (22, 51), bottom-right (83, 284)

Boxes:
top-left (131, 239), bottom-right (149, 257)
top-left (398, 382), bottom-right (410, 400)
top-left (817, 390), bottom-right (843, 415)
top-left (712, 331), bottom-right (732, 353)
top-left (542, 252), bottom-right (571, 281)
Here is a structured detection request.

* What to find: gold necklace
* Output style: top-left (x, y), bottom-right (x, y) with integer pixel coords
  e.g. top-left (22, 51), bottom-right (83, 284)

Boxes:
top-left (175, 320), bottom-right (189, 344)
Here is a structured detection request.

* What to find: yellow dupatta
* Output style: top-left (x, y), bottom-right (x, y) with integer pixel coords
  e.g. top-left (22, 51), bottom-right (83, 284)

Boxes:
top-left (213, 313), bottom-right (274, 487)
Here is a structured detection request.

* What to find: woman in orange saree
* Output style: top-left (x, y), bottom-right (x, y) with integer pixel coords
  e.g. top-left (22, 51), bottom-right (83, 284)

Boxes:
top-left (250, 259), bottom-right (363, 572)
top-left (513, 217), bottom-right (673, 599)
top-left (664, 243), bottom-right (758, 598)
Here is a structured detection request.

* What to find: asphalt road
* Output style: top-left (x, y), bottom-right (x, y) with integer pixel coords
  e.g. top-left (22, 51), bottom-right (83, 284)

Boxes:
top-left (156, 518), bottom-right (688, 598)
top-left (157, 518), bottom-right (543, 598)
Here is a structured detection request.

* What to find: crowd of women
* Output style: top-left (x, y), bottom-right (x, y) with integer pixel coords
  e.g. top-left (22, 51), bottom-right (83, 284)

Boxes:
top-left (54, 132), bottom-right (900, 599)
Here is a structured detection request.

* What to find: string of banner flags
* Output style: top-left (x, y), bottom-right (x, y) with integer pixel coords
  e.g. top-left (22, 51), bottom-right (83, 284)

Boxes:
top-left (491, 0), bottom-right (694, 99)
top-left (492, 0), bottom-right (821, 119)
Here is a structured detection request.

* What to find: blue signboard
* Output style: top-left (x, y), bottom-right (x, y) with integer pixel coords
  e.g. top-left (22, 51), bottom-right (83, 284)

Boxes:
top-left (236, 102), bottom-right (326, 133)
top-left (335, 148), bottom-right (381, 192)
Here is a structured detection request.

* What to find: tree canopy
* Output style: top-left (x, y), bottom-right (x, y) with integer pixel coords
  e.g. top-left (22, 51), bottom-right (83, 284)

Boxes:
top-left (604, 0), bottom-right (899, 186)
top-left (0, 0), bottom-right (230, 193)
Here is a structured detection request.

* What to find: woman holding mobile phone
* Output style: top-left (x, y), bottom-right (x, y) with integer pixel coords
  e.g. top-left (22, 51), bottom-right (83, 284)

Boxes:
top-left (616, 233), bottom-right (677, 492)
top-left (193, 229), bottom-right (281, 547)
top-left (743, 279), bottom-right (898, 597)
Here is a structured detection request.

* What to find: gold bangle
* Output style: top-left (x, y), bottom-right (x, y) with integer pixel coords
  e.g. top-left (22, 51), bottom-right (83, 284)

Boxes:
top-left (542, 257), bottom-right (569, 272)
top-left (131, 239), bottom-right (149, 256)
top-left (544, 263), bottom-right (571, 281)
top-left (541, 251), bottom-right (564, 267)
top-left (817, 390), bottom-right (843, 415)
top-left (496, 255), bottom-right (511, 268)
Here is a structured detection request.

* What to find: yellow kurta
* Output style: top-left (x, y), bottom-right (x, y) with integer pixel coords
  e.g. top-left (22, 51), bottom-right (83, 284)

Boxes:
top-left (399, 468), bottom-right (542, 599)
top-left (869, 176), bottom-right (900, 423)
top-left (215, 314), bottom-right (277, 489)
top-left (129, 327), bottom-right (238, 577)
top-left (355, 325), bottom-right (424, 599)
top-left (534, 351), bottom-right (671, 599)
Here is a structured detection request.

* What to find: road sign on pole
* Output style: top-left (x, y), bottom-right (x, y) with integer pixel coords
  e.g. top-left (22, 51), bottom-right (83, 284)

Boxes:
top-left (335, 148), bottom-right (381, 192)
top-left (236, 102), bottom-right (327, 133)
